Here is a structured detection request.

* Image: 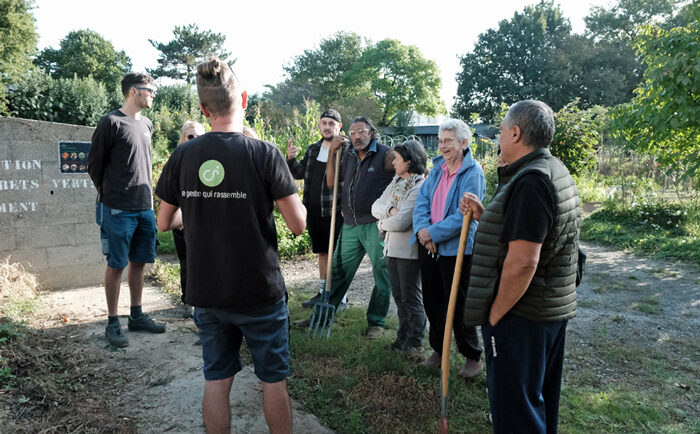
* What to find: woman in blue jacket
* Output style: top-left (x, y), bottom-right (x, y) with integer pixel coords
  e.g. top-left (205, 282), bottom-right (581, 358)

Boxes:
top-left (412, 119), bottom-right (486, 379)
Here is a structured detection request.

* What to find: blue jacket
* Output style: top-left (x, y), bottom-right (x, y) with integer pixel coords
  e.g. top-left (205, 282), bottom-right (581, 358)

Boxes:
top-left (411, 149), bottom-right (485, 256)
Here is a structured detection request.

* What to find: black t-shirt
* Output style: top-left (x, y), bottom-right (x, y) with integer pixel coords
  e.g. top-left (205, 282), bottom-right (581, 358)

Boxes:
top-left (88, 110), bottom-right (154, 210)
top-left (155, 132), bottom-right (298, 309)
top-left (501, 172), bottom-right (556, 243)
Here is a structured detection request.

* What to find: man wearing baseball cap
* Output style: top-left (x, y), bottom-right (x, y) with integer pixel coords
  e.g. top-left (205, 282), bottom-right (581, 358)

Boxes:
top-left (287, 109), bottom-right (348, 310)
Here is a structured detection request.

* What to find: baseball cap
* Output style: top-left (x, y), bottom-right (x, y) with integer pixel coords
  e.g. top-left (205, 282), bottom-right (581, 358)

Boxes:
top-left (320, 109), bottom-right (341, 123)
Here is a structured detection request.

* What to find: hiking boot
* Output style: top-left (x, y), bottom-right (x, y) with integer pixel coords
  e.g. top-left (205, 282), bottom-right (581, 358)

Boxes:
top-left (421, 351), bottom-right (441, 368)
top-left (385, 340), bottom-right (404, 351)
top-left (404, 346), bottom-right (426, 362)
top-left (301, 293), bottom-right (322, 308)
top-left (458, 358), bottom-right (483, 379)
top-left (336, 300), bottom-right (349, 312)
top-left (105, 323), bottom-right (128, 348)
top-left (365, 326), bottom-right (383, 339)
top-left (128, 313), bottom-right (166, 333)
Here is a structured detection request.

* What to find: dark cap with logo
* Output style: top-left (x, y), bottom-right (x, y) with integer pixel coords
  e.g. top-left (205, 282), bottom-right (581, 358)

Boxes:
top-left (320, 109), bottom-right (341, 123)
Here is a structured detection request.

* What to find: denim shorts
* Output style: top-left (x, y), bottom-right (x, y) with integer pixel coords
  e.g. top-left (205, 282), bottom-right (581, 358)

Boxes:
top-left (194, 297), bottom-right (290, 383)
top-left (96, 202), bottom-right (157, 269)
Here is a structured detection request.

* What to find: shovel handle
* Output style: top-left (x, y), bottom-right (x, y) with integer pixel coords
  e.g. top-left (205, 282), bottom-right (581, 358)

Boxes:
top-left (325, 149), bottom-right (342, 293)
top-left (441, 209), bottom-right (472, 399)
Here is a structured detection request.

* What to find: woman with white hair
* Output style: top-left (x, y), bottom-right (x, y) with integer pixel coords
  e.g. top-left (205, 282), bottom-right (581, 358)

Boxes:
top-left (411, 119), bottom-right (486, 378)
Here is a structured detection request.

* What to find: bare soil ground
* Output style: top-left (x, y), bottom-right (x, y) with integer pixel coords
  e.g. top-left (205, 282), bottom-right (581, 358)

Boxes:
top-left (1, 240), bottom-right (698, 432)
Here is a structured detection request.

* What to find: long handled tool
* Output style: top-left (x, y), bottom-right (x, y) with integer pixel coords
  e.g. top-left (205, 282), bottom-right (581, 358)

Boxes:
top-left (440, 209), bottom-right (473, 434)
top-left (308, 148), bottom-right (342, 339)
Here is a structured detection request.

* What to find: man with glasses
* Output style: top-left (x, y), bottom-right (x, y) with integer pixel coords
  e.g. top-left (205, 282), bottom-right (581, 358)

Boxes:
top-left (286, 109), bottom-right (348, 311)
top-left (88, 72), bottom-right (165, 348)
top-left (296, 116), bottom-right (395, 339)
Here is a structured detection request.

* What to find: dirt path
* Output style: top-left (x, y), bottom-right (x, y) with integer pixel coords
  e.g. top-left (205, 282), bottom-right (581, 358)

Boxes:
top-left (5, 241), bottom-right (699, 432)
top-left (21, 279), bottom-right (333, 433)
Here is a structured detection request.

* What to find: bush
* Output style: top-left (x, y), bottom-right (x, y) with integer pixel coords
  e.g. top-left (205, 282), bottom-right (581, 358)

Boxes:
top-left (550, 102), bottom-right (602, 175)
top-left (7, 69), bottom-right (110, 126)
top-left (275, 208), bottom-right (312, 259)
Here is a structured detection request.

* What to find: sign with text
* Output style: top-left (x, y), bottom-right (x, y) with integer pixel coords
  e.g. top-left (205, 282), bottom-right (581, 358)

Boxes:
top-left (58, 141), bottom-right (91, 174)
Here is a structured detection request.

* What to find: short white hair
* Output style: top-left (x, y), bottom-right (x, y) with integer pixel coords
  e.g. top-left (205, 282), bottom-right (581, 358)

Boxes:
top-left (439, 119), bottom-right (472, 146)
top-left (181, 120), bottom-right (206, 136)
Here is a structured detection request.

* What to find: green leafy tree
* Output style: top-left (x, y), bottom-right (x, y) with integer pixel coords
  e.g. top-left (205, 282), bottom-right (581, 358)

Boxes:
top-left (344, 38), bottom-right (444, 126)
top-left (585, 0), bottom-right (679, 41)
top-left (34, 29), bottom-right (131, 89)
top-left (453, 1), bottom-right (574, 121)
top-left (148, 24), bottom-right (231, 83)
top-left (0, 0), bottom-right (37, 113)
top-left (281, 31), bottom-right (366, 109)
top-left (265, 33), bottom-right (443, 128)
top-left (610, 7), bottom-right (700, 178)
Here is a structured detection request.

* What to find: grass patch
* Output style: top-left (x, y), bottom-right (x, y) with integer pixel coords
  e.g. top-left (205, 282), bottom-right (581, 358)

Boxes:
top-left (288, 292), bottom-right (699, 433)
top-left (157, 230), bottom-right (176, 254)
top-left (633, 295), bottom-right (661, 315)
top-left (581, 199), bottom-right (700, 266)
top-left (287, 292), bottom-right (489, 433)
top-left (148, 259), bottom-right (181, 301)
top-left (563, 325), bottom-right (699, 433)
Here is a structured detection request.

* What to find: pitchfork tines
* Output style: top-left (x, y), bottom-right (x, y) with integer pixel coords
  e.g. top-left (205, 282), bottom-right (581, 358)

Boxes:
top-left (307, 290), bottom-right (335, 339)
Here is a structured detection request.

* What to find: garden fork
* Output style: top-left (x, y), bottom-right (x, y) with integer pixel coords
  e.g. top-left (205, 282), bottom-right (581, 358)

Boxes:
top-left (307, 148), bottom-right (342, 339)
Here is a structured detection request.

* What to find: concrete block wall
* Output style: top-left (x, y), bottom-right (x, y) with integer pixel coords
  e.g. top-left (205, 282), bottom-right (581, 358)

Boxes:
top-left (0, 116), bottom-right (105, 289)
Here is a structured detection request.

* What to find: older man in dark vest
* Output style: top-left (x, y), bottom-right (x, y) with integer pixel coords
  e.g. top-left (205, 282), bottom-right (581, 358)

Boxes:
top-left (461, 100), bottom-right (581, 434)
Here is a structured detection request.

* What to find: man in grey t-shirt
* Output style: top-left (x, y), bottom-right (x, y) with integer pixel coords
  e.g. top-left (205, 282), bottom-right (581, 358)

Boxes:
top-left (87, 72), bottom-right (166, 348)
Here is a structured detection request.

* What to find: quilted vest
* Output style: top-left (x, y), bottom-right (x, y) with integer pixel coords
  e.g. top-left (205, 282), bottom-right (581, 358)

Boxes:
top-left (464, 148), bottom-right (581, 325)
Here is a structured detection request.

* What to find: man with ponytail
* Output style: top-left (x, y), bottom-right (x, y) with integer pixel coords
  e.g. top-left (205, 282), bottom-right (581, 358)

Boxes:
top-left (156, 57), bottom-right (305, 434)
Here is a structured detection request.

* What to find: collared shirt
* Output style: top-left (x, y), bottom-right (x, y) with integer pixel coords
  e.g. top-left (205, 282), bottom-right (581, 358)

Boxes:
top-left (430, 162), bottom-right (458, 224)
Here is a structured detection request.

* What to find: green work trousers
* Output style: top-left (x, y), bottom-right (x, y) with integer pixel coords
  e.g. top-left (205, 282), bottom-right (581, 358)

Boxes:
top-left (328, 223), bottom-right (392, 327)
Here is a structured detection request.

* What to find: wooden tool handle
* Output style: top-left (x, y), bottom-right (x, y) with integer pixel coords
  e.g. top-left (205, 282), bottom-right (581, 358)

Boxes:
top-left (441, 209), bottom-right (473, 396)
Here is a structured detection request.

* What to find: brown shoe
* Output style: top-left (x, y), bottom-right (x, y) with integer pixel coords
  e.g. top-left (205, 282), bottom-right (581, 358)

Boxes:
top-left (365, 326), bottom-right (383, 339)
top-left (421, 351), bottom-right (441, 368)
top-left (458, 358), bottom-right (483, 379)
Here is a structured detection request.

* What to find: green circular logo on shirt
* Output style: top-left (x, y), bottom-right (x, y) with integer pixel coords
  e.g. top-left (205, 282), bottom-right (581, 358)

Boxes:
top-left (199, 160), bottom-right (225, 187)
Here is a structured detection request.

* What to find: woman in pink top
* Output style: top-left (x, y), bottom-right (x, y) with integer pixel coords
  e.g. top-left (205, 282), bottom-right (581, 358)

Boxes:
top-left (411, 119), bottom-right (486, 379)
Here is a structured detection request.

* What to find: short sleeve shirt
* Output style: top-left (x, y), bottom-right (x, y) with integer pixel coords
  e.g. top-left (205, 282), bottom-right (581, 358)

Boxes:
top-left (155, 132), bottom-right (297, 309)
top-left (88, 110), bottom-right (153, 210)
top-left (501, 172), bottom-right (556, 243)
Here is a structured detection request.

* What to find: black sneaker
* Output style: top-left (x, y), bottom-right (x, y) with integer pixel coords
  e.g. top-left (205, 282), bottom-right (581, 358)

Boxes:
top-left (301, 293), bottom-right (322, 308)
top-left (105, 323), bottom-right (128, 348)
top-left (128, 313), bottom-right (166, 333)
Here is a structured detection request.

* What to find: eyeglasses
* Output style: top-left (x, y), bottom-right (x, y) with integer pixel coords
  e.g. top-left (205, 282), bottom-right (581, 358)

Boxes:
top-left (438, 138), bottom-right (456, 147)
top-left (135, 87), bottom-right (157, 96)
top-left (349, 128), bottom-right (370, 136)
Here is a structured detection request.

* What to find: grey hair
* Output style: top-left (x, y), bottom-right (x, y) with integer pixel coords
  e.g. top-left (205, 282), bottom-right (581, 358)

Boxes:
top-left (438, 119), bottom-right (472, 147)
top-left (503, 100), bottom-right (555, 148)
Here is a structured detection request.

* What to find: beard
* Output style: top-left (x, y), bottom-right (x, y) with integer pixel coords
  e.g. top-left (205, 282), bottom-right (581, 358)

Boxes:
top-left (321, 130), bottom-right (335, 141)
top-left (353, 140), bottom-right (370, 152)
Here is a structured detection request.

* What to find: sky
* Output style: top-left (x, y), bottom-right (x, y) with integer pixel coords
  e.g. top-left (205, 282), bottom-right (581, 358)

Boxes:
top-left (31, 0), bottom-right (610, 108)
